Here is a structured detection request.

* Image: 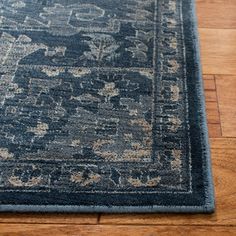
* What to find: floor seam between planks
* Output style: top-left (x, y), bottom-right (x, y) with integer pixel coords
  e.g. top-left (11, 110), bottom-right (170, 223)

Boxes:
top-left (213, 75), bottom-right (223, 136)
top-left (0, 223), bottom-right (236, 227)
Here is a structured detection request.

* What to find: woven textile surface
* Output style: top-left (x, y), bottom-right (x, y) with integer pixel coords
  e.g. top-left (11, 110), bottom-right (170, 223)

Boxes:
top-left (0, 0), bottom-right (214, 213)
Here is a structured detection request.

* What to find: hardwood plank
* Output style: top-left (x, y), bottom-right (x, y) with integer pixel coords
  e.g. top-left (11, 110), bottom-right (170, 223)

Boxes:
top-left (203, 76), bottom-right (220, 124)
top-left (197, 0), bottom-right (236, 29)
top-left (0, 213), bottom-right (98, 224)
top-left (210, 138), bottom-right (236, 149)
top-left (203, 75), bottom-right (214, 80)
top-left (205, 90), bottom-right (217, 102)
top-left (0, 224), bottom-right (235, 236)
top-left (215, 75), bottom-right (236, 137)
top-left (100, 148), bottom-right (236, 226)
top-left (204, 80), bottom-right (216, 91)
top-left (199, 29), bottom-right (236, 75)
top-left (207, 112), bottom-right (220, 124)
top-left (208, 123), bottom-right (222, 138)
top-left (206, 102), bottom-right (220, 124)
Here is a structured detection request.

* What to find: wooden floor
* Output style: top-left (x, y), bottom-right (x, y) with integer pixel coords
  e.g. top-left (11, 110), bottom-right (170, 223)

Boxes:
top-left (1, 1), bottom-right (236, 235)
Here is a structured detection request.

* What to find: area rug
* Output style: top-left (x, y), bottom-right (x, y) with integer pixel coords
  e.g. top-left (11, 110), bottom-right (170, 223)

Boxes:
top-left (0, 0), bottom-right (214, 213)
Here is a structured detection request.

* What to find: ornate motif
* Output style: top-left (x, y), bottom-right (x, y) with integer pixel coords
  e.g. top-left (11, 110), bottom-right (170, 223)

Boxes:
top-left (0, 0), bottom-right (191, 194)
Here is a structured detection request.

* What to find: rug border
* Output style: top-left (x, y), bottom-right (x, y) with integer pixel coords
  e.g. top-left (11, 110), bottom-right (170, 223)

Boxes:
top-left (0, 0), bottom-right (215, 213)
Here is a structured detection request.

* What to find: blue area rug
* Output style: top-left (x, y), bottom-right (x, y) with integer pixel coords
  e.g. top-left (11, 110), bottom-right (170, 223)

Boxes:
top-left (0, 0), bottom-right (214, 213)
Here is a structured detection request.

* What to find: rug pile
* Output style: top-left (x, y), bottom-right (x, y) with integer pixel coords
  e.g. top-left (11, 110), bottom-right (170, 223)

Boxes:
top-left (0, 0), bottom-right (214, 213)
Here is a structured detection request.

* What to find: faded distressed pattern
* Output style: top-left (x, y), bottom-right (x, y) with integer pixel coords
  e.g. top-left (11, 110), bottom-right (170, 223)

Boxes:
top-left (0, 0), bottom-right (188, 192)
top-left (0, 0), bottom-right (214, 213)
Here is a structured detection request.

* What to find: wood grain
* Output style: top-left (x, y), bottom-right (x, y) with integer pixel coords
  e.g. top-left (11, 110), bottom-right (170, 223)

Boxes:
top-left (100, 148), bottom-right (236, 225)
top-left (203, 76), bottom-right (220, 124)
top-left (0, 213), bottom-right (98, 224)
top-left (206, 102), bottom-right (221, 124)
top-left (197, 0), bottom-right (236, 29)
top-left (215, 75), bottom-right (236, 137)
top-left (208, 124), bottom-right (222, 138)
top-left (199, 29), bottom-right (236, 75)
top-left (203, 75), bottom-right (214, 80)
top-left (210, 138), bottom-right (236, 149)
top-left (205, 90), bottom-right (217, 102)
top-left (204, 80), bottom-right (216, 91)
top-left (0, 224), bottom-right (235, 236)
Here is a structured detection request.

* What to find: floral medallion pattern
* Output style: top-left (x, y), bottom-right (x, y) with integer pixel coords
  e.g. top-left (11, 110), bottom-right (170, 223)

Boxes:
top-left (0, 0), bottom-right (191, 194)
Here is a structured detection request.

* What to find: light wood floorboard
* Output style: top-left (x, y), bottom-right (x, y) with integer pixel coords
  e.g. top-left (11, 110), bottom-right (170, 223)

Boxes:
top-left (0, 224), bottom-right (235, 236)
